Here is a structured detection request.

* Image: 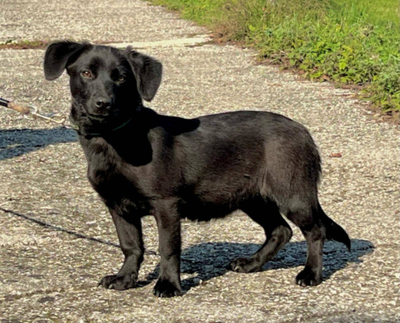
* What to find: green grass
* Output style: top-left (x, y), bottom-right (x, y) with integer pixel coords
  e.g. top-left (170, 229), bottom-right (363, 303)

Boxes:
top-left (149, 0), bottom-right (400, 112)
top-left (0, 39), bottom-right (50, 49)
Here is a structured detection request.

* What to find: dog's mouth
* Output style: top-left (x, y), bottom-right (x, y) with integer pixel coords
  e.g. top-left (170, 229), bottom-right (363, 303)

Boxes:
top-left (86, 109), bottom-right (124, 122)
top-left (87, 113), bottom-right (110, 121)
top-left (70, 101), bottom-right (138, 136)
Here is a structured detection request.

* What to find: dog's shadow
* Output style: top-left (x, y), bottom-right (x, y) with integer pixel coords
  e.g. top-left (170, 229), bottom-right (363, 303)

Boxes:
top-left (143, 239), bottom-right (374, 292)
top-left (0, 127), bottom-right (77, 160)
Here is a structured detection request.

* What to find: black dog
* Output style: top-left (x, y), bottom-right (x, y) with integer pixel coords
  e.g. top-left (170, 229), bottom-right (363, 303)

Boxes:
top-left (44, 41), bottom-right (350, 297)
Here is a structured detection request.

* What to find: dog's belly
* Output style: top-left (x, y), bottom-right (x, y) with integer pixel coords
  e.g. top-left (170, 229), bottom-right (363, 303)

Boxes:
top-left (177, 198), bottom-right (237, 221)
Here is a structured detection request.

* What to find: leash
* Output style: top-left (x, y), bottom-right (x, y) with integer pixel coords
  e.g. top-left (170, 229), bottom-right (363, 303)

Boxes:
top-left (0, 97), bottom-right (69, 127)
top-left (1, 96), bottom-right (133, 136)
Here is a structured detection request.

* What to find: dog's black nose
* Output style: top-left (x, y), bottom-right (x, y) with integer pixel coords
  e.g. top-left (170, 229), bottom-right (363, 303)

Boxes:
top-left (95, 98), bottom-right (112, 109)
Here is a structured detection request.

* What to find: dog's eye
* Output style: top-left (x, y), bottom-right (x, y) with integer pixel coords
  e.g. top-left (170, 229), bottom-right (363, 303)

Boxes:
top-left (81, 70), bottom-right (93, 78)
top-left (117, 75), bottom-right (126, 83)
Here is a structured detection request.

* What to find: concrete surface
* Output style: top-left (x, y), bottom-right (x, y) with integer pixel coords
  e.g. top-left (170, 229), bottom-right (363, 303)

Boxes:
top-left (0, 0), bottom-right (399, 322)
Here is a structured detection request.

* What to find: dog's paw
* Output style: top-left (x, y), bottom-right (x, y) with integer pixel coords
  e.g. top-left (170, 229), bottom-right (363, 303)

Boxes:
top-left (153, 279), bottom-right (182, 298)
top-left (295, 267), bottom-right (322, 287)
top-left (98, 274), bottom-right (137, 290)
top-left (229, 257), bottom-right (262, 273)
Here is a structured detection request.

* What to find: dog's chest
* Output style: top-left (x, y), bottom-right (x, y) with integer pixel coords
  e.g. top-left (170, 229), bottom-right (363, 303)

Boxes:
top-left (83, 140), bottom-right (152, 213)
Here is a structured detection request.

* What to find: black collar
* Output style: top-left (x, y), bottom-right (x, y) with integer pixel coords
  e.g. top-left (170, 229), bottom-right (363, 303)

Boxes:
top-left (70, 117), bottom-right (133, 137)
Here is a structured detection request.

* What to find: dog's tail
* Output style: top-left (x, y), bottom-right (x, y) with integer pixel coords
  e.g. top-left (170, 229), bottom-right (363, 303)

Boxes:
top-left (319, 205), bottom-right (351, 251)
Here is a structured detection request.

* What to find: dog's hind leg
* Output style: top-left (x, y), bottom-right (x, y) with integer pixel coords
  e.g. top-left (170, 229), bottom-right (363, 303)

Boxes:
top-left (285, 203), bottom-right (326, 287)
top-left (230, 197), bottom-right (293, 273)
top-left (286, 200), bottom-right (350, 286)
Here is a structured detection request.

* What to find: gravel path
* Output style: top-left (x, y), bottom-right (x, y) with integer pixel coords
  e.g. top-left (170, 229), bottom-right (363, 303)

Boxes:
top-left (0, 1), bottom-right (399, 322)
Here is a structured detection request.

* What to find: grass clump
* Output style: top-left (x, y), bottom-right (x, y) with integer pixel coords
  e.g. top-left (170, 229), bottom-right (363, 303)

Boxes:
top-left (149, 0), bottom-right (400, 112)
top-left (0, 40), bottom-right (50, 49)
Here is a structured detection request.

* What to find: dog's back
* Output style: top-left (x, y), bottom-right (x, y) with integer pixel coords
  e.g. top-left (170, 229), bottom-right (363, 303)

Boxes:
top-left (148, 110), bottom-right (321, 220)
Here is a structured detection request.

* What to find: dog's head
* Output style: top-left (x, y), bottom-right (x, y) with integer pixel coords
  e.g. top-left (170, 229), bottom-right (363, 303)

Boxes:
top-left (44, 41), bottom-right (162, 133)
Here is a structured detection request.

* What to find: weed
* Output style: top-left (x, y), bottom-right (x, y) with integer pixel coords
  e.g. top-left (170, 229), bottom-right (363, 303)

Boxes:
top-left (0, 40), bottom-right (50, 49)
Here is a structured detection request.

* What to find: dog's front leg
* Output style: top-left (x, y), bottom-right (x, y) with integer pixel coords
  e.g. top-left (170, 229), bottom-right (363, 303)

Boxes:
top-left (153, 201), bottom-right (182, 297)
top-left (99, 208), bottom-right (144, 290)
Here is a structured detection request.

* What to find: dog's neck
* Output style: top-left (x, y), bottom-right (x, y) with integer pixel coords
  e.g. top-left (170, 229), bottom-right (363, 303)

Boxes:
top-left (74, 106), bottom-right (200, 167)
top-left (69, 105), bottom-right (156, 138)
top-left (73, 106), bottom-right (156, 166)
top-left (71, 118), bottom-right (134, 136)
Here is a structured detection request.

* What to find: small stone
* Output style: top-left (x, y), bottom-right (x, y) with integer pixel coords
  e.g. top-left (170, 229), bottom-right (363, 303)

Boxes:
top-left (37, 296), bottom-right (55, 304)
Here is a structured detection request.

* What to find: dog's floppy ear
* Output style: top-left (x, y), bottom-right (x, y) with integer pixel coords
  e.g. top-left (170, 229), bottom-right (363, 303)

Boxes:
top-left (44, 41), bottom-right (90, 80)
top-left (126, 49), bottom-right (163, 102)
